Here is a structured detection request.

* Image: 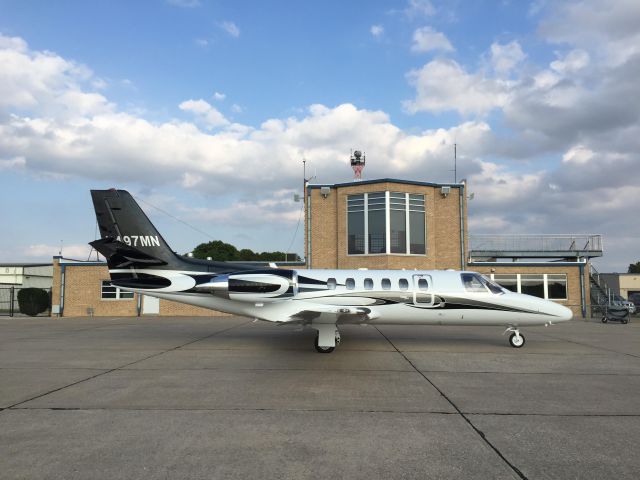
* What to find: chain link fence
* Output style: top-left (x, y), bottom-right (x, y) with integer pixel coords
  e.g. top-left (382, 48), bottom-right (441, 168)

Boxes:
top-left (0, 287), bottom-right (52, 317)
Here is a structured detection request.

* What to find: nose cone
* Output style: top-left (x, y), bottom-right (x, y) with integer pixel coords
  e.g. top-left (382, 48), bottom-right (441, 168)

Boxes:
top-left (543, 301), bottom-right (573, 322)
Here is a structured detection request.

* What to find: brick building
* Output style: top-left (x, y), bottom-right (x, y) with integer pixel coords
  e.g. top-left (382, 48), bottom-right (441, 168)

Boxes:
top-left (305, 178), bottom-right (602, 317)
top-left (305, 179), bottom-right (467, 270)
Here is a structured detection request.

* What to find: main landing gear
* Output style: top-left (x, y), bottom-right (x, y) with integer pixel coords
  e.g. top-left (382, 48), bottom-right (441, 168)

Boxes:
top-left (504, 327), bottom-right (525, 348)
top-left (313, 324), bottom-right (341, 353)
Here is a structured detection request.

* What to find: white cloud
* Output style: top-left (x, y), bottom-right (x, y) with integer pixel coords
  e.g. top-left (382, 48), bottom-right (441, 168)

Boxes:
top-left (0, 33), bottom-right (113, 117)
top-left (562, 145), bottom-right (594, 164)
top-left (550, 49), bottom-right (590, 74)
top-left (231, 104), bottom-right (243, 113)
top-left (92, 78), bottom-right (108, 89)
top-left (528, 0), bottom-right (548, 17)
top-left (405, 0), bottom-right (436, 18)
top-left (212, 91), bottom-right (226, 101)
top-left (2, 28), bottom-right (640, 271)
top-left (490, 41), bottom-right (526, 75)
top-left (219, 21), bottom-right (240, 38)
top-left (370, 25), bottom-right (384, 37)
top-left (411, 27), bottom-right (454, 53)
top-left (404, 58), bottom-right (511, 115)
top-left (0, 156), bottom-right (26, 170)
top-left (539, 0), bottom-right (640, 65)
top-left (24, 243), bottom-right (92, 259)
top-left (185, 190), bottom-right (302, 227)
top-left (179, 99), bottom-right (229, 128)
top-left (166, 0), bottom-right (200, 7)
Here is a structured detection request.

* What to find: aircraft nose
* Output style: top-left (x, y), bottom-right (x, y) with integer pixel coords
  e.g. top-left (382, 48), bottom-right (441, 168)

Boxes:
top-left (544, 301), bottom-right (573, 322)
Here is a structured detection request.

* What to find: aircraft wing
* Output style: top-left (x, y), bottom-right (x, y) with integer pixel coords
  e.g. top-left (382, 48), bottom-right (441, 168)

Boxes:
top-left (287, 305), bottom-right (380, 324)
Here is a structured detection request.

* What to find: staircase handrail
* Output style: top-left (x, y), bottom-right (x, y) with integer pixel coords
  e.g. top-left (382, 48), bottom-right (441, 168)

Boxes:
top-left (589, 264), bottom-right (616, 307)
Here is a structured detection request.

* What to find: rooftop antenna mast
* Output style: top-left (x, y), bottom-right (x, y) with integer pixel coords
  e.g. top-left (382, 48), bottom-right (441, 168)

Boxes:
top-left (453, 143), bottom-right (457, 183)
top-left (350, 149), bottom-right (366, 180)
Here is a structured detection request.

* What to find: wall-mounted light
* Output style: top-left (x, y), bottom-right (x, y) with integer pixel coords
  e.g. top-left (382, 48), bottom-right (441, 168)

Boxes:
top-left (440, 186), bottom-right (451, 197)
top-left (320, 186), bottom-right (331, 198)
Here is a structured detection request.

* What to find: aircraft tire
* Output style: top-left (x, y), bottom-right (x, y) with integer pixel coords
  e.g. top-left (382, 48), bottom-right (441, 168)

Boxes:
top-left (509, 332), bottom-right (525, 348)
top-left (315, 345), bottom-right (335, 353)
top-left (314, 333), bottom-right (335, 353)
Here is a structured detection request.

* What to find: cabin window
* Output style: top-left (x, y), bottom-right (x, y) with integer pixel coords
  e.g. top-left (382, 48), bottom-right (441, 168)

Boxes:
top-left (101, 280), bottom-right (134, 300)
top-left (461, 273), bottom-right (487, 293)
top-left (327, 278), bottom-right (337, 290)
top-left (520, 274), bottom-right (545, 298)
top-left (347, 192), bottom-right (426, 256)
top-left (417, 278), bottom-right (429, 290)
top-left (345, 278), bottom-right (355, 290)
top-left (381, 278), bottom-right (391, 290)
top-left (364, 278), bottom-right (374, 290)
top-left (399, 278), bottom-right (409, 290)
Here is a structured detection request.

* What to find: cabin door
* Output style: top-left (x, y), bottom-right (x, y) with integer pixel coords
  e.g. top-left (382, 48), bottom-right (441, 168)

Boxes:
top-left (412, 274), bottom-right (436, 307)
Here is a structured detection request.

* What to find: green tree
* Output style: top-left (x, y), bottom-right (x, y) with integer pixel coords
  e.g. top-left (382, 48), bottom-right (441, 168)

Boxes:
top-left (17, 288), bottom-right (51, 316)
top-left (238, 248), bottom-right (256, 261)
top-left (192, 240), bottom-right (239, 261)
top-left (191, 240), bottom-right (301, 262)
top-left (628, 261), bottom-right (640, 274)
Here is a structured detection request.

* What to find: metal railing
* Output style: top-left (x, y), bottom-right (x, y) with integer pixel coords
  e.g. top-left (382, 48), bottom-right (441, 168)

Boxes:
top-left (588, 264), bottom-right (631, 318)
top-left (469, 234), bottom-right (602, 253)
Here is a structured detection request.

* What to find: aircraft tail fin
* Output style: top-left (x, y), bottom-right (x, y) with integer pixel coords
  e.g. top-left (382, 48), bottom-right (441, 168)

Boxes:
top-left (90, 189), bottom-right (187, 270)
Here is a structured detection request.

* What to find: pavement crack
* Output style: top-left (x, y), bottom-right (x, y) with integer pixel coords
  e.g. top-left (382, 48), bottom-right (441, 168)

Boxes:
top-left (374, 326), bottom-right (528, 480)
top-left (5, 320), bottom-right (250, 410)
top-left (535, 329), bottom-right (640, 359)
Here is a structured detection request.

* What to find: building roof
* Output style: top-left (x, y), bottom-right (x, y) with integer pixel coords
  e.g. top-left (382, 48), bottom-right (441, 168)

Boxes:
top-left (306, 178), bottom-right (464, 189)
top-left (0, 263), bottom-right (52, 267)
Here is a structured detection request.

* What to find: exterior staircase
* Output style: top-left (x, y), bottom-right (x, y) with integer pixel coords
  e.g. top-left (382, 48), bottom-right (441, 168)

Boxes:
top-left (589, 264), bottom-right (629, 320)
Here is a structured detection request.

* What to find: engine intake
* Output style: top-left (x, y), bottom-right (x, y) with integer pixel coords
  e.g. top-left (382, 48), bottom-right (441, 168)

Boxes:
top-left (195, 273), bottom-right (295, 302)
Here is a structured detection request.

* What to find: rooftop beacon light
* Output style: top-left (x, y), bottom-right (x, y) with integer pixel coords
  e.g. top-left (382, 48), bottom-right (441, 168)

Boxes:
top-left (350, 150), bottom-right (366, 180)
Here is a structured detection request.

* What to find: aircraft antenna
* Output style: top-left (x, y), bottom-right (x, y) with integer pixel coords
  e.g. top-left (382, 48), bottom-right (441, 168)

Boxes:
top-left (134, 195), bottom-right (216, 241)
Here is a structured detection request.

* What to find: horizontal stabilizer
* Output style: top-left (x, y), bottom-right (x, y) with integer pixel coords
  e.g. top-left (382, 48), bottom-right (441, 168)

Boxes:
top-left (90, 237), bottom-right (167, 269)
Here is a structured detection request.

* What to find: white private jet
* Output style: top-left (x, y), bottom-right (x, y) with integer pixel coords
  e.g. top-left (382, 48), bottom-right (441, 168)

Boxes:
top-left (90, 189), bottom-right (573, 353)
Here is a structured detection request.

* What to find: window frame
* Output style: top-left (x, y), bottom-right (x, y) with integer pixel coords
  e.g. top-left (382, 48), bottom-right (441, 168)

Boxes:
top-left (101, 280), bottom-right (134, 300)
top-left (347, 191), bottom-right (426, 256)
top-left (490, 273), bottom-right (568, 300)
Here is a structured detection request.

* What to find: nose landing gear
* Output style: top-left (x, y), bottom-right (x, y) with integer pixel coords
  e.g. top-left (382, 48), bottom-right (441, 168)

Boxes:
top-left (504, 327), bottom-right (525, 348)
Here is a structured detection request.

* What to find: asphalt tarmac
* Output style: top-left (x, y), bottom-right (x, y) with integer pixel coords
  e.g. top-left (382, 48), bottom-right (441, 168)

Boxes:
top-left (1, 315), bottom-right (639, 479)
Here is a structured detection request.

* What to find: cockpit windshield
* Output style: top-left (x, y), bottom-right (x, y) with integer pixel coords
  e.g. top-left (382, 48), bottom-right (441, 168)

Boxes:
top-left (461, 273), bottom-right (505, 295)
top-left (481, 275), bottom-right (506, 294)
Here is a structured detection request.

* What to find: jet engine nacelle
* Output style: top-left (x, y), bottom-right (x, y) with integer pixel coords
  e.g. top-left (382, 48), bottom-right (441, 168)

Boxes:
top-left (195, 272), bottom-right (295, 303)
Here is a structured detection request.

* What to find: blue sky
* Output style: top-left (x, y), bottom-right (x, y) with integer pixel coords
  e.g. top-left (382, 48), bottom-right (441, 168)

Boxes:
top-left (1, 0), bottom-right (639, 271)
